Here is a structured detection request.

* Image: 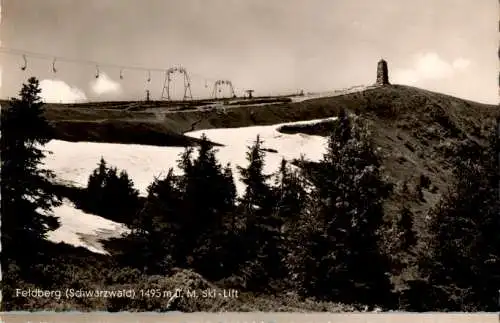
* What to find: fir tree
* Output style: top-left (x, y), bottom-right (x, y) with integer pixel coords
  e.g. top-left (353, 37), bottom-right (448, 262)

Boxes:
top-left (222, 164), bottom-right (237, 211)
top-left (238, 135), bottom-right (273, 211)
top-left (222, 163), bottom-right (238, 230)
top-left (237, 136), bottom-right (283, 290)
top-left (123, 169), bottom-right (183, 274)
top-left (176, 134), bottom-right (238, 278)
top-left (385, 202), bottom-right (417, 282)
top-left (271, 158), bottom-right (310, 287)
top-left (1, 77), bottom-right (62, 263)
top-left (116, 152), bottom-right (192, 275)
top-left (273, 158), bottom-right (308, 224)
top-left (84, 157), bottom-right (108, 213)
top-left (288, 111), bottom-right (394, 306)
top-left (384, 180), bottom-right (417, 267)
top-left (423, 124), bottom-right (500, 311)
top-left (84, 157), bottom-right (140, 225)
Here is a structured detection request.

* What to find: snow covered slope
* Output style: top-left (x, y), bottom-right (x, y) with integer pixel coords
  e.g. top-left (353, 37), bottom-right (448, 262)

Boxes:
top-left (42, 117), bottom-right (336, 253)
top-left (43, 117), bottom-right (336, 197)
top-left (47, 199), bottom-right (130, 254)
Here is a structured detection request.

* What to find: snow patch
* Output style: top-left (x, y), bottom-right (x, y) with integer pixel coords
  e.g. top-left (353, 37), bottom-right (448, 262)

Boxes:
top-left (42, 118), bottom-right (335, 198)
top-left (42, 118), bottom-right (338, 253)
top-left (47, 199), bottom-right (130, 254)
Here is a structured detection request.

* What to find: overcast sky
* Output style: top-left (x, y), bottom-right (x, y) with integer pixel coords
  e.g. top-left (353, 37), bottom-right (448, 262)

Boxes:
top-left (0, 0), bottom-right (498, 104)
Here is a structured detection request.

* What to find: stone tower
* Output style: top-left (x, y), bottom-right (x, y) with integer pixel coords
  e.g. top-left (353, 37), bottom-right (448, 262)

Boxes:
top-left (376, 59), bottom-right (389, 85)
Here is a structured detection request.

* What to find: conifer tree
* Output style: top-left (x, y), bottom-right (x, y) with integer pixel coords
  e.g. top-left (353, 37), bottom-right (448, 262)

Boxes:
top-left (222, 164), bottom-right (237, 211)
top-left (385, 202), bottom-right (417, 283)
top-left (273, 158), bottom-right (308, 223)
top-left (222, 163), bottom-right (238, 230)
top-left (176, 134), bottom-right (238, 278)
top-left (288, 110), bottom-right (394, 306)
top-left (116, 149), bottom-right (194, 274)
top-left (271, 158), bottom-right (309, 286)
top-left (120, 169), bottom-right (183, 274)
top-left (423, 124), bottom-right (500, 310)
top-left (84, 157), bottom-right (108, 213)
top-left (84, 157), bottom-right (140, 225)
top-left (383, 180), bottom-right (417, 267)
top-left (237, 136), bottom-right (283, 289)
top-left (238, 135), bottom-right (273, 211)
top-left (1, 77), bottom-right (62, 263)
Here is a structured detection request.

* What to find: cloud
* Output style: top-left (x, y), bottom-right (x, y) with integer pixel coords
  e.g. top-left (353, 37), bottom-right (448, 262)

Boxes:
top-left (90, 73), bottom-right (122, 95)
top-left (392, 52), bottom-right (471, 85)
top-left (40, 79), bottom-right (88, 103)
top-left (452, 58), bottom-right (471, 70)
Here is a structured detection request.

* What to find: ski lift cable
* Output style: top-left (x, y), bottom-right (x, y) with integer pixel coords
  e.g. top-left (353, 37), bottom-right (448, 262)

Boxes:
top-left (1, 46), bottom-right (222, 84)
top-left (0, 47), bottom-right (168, 73)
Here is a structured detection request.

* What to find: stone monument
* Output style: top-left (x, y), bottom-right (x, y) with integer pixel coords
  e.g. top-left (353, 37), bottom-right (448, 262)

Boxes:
top-left (376, 59), bottom-right (389, 85)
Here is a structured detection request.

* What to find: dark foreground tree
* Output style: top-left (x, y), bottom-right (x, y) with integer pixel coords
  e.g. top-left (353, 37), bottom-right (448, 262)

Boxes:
top-left (391, 205), bottom-right (417, 268)
top-left (271, 159), bottom-right (309, 286)
top-left (115, 135), bottom-right (240, 278)
top-left (1, 77), bottom-right (61, 264)
top-left (419, 123), bottom-right (500, 311)
top-left (383, 181), bottom-right (418, 280)
top-left (272, 158), bottom-right (309, 225)
top-left (287, 110), bottom-right (394, 307)
top-left (176, 135), bottom-right (238, 279)
top-left (113, 168), bottom-right (183, 274)
top-left (237, 136), bottom-right (285, 290)
top-left (83, 157), bottom-right (141, 225)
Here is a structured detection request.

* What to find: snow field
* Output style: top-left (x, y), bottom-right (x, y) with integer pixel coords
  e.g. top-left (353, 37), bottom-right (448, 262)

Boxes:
top-left (43, 117), bottom-right (337, 253)
top-left (43, 117), bottom-right (336, 197)
top-left (47, 199), bottom-right (130, 254)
